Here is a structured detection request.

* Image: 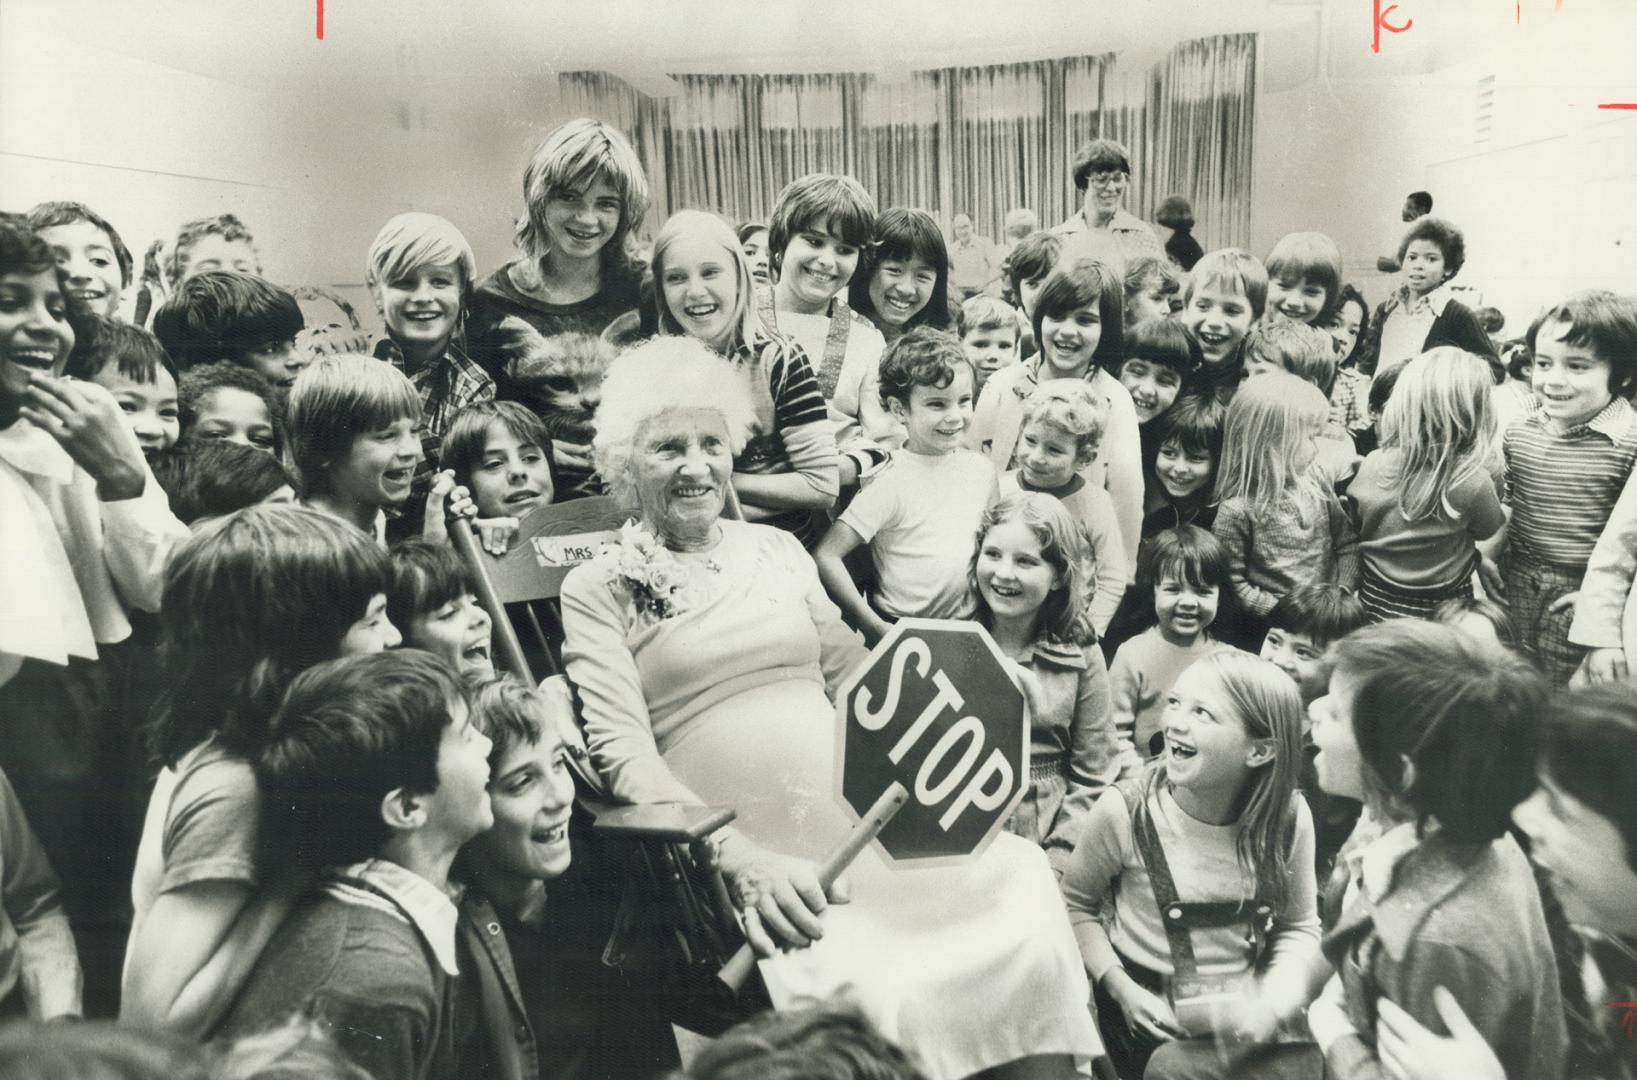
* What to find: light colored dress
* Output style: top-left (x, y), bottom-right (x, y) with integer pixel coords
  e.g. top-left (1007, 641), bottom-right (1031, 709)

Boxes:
top-left (560, 519), bottom-right (1101, 1078)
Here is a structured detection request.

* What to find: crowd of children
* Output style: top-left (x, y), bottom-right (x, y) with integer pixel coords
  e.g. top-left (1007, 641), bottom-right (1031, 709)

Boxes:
top-left (2, 114), bottom-right (1636, 1080)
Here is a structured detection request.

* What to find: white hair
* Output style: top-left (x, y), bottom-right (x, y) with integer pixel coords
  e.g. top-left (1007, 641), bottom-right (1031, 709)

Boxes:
top-left (592, 335), bottom-right (759, 504)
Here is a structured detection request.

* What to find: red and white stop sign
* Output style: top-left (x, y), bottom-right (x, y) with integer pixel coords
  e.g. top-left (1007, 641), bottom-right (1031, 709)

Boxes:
top-left (833, 619), bottom-right (1030, 864)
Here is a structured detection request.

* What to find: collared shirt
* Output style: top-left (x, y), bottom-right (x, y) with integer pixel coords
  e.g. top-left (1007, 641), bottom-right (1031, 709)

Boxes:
top-left (1050, 207), bottom-right (1164, 268)
top-left (1505, 395), bottom-right (1637, 570)
top-left (949, 235), bottom-right (1000, 292)
top-left (375, 335), bottom-right (496, 488)
top-left (1374, 283), bottom-right (1452, 374)
top-left (327, 859), bottom-right (463, 976)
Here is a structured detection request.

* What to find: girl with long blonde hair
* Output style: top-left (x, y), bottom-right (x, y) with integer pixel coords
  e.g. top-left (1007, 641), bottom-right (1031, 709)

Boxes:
top-left (1349, 348), bottom-right (1502, 620)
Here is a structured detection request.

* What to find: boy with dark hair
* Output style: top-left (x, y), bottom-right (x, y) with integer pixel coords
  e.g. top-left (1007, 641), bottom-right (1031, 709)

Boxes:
top-left (815, 328), bottom-right (993, 640)
top-left (1360, 216), bottom-right (1499, 378)
top-left (63, 316), bottom-right (179, 458)
top-left (150, 270), bottom-right (306, 385)
top-left (220, 650), bottom-right (500, 1080)
top-left (27, 201), bottom-right (132, 320)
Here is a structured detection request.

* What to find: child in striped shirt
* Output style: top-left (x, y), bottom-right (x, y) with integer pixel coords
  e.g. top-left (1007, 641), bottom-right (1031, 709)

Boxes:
top-left (1496, 291), bottom-right (1637, 685)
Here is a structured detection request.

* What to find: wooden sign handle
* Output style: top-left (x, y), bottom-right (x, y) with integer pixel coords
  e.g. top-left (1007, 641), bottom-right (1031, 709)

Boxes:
top-left (718, 781), bottom-right (909, 992)
top-left (449, 516), bottom-right (535, 683)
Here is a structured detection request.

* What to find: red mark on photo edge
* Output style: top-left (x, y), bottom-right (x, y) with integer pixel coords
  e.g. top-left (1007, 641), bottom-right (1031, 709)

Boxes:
top-left (1371, 0), bottom-right (1413, 53)
top-left (1608, 1002), bottom-right (1637, 1039)
top-left (1599, 104), bottom-right (1637, 110)
top-left (316, 0), bottom-right (324, 40)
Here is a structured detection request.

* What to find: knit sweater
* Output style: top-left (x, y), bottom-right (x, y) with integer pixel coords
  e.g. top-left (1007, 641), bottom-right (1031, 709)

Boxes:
top-left (1212, 476), bottom-right (1361, 618)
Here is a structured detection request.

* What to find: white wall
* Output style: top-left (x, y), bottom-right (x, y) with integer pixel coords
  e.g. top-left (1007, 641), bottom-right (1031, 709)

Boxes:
top-left (1250, 0), bottom-right (1637, 333)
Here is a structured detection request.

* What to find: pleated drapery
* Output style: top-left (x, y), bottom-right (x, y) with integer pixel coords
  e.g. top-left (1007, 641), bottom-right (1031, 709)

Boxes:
top-left (553, 33), bottom-right (1255, 253)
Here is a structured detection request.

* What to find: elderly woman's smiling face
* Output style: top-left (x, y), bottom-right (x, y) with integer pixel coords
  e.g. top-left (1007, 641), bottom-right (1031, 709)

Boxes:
top-left (630, 406), bottom-right (733, 546)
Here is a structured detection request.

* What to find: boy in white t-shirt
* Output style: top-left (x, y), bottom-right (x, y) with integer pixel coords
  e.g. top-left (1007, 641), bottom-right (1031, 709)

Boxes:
top-left (815, 328), bottom-right (996, 643)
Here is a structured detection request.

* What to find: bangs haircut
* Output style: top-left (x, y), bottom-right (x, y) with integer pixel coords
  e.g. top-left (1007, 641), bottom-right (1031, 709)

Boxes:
top-left (969, 491), bottom-right (1095, 646)
top-left (27, 200), bottom-right (134, 287)
top-left (876, 326), bottom-right (972, 408)
top-left (1539, 686), bottom-right (1637, 870)
top-left (177, 361), bottom-right (281, 449)
top-left (1527, 289), bottom-right (1637, 397)
top-left (285, 355), bottom-right (421, 493)
top-left (151, 270), bottom-right (304, 371)
top-left (766, 173), bottom-right (877, 276)
top-left (1137, 652), bottom-right (1304, 905)
top-left (367, 211), bottom-right (477, 297)
top-left (63, 314), bottom-right (175, 383)
top-left (1139, 524), bottom-right (1230, 593)
top-left (168, 213), bottom-right (258, 286)
top-left (153, 504), bottom-right (390, 766)
top-left (1153, 391), bottom-right (1224, 461)
top-left (1334, 619), bottom-right (1543, 843)
top-left (1396, 216), bottom-right (1466, 278)
top-left (1071, 138), bottom-right (1133, 189)
top-left (257, 650), bottom-right (466, 870)
top-left (1020, 379), bottom-right (1104, 464)
top-left (157, 440), bottom-right (295, 524)
top-left (1007, 231), bottom-right (1064, 298)
top-left (652, 209), bottom-right (759, 350)
top-left (1031, 258), bottom-right (1125, 371)
top-left (593, 335), bottom-right (758, 505)
top-left (0, 213), bottom-right (55, 277)
top-left (958, 294), bottom-right (1019, 340)
top-left (387, 539), bottom-right (476, 634)
top-left (1266, 582), bottom-right (1367, 647)
top-left (1124, 317), bottom-right (1202, 378)
top-left (1184, 249), bottom-right (1269, 320)
top-left (1215, 371), bottom-right (1328, 517)
top-left (850, 208), bottom-right (951, 332)
top-left (1244, 321), bottom-right (1338, 396)
top-left (441, 400), bottom-right (551, 489)
top-left (516, 118), bottom-right (650, 264)
top-left (468, 676), bottom-right (549, 770)
top-left (1378, 348), bottom-right (1497, 521)
top-left (1265, 232), bottom-right (1344, 321)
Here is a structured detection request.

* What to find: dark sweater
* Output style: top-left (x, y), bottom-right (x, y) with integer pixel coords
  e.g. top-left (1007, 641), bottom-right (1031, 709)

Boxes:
top-left (1359, 293), bottom-right (1501, 379)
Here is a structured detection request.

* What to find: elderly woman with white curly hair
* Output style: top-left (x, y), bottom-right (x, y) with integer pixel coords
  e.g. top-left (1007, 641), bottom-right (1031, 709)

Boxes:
top-left (559, 336), bottom-right (1102, 1080)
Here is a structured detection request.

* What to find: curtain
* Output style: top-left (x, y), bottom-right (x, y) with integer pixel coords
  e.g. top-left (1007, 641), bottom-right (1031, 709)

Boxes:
top-left (557, 33), bottom-right (1255, 250)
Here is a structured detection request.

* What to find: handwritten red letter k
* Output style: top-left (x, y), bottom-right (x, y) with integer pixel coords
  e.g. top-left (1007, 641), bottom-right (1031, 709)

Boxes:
top-left (1372, 0), bottom-right (1413, 53)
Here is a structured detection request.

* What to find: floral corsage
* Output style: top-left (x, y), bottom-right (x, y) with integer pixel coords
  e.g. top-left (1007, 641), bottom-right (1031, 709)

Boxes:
top-left (602, 521), bottom-right (716, 621)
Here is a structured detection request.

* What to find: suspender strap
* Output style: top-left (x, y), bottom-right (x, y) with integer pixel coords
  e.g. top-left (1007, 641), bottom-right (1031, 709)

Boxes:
top-left (1116, 780), bottom-right (1275, 982)
top-left (754, 285), bottom-right (853, 400)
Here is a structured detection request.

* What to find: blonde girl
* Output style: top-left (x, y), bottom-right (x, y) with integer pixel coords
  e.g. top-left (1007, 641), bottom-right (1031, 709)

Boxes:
top-left (1061, 651), bottom-right (1321, 1078)
top-left (1349, 348), bottom-right (1502, 621)
top-left (1210, 371), bottom-right (1360, 649)
top-left (969, 492), bottom-right (1118, 875)
top-left (650, 209), bottom-right (839, 545)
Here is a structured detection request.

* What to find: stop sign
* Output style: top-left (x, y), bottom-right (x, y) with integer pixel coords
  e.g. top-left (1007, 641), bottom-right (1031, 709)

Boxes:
top-left (834, 618), bottom-right (1030, 864)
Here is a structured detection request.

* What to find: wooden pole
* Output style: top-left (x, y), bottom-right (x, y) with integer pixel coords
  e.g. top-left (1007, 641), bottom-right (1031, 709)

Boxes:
top-left (718, 781), bottom-right (910, 992)
top-left (449, 517), bottom-right (535, 683)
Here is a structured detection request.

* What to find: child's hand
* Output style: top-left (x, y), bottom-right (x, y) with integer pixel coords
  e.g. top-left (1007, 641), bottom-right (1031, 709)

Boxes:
top-left (862, 613), bottom-right (894, 647)
top-left (21, 372), bottom-right (148, 501)
top-left (1216, 995), bottom-right (1281, 1045)
top-left (1103, 969), bottom-right (1185, 1043)
top-left (473, 516), bottom-right (522, 557)
top-left (1574, 647), bottom-right (1629, 685)
top-left (1376, 988), bottom-right (1505, 1080)
top-left (1476, 555), bottom-right (1506, 601)
top-left (422, 469), bottom-right (478, 545)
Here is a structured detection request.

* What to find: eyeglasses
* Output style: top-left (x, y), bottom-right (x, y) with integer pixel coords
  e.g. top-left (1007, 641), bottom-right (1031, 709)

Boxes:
top-left (1087, 172), bottom-right (1128, 190)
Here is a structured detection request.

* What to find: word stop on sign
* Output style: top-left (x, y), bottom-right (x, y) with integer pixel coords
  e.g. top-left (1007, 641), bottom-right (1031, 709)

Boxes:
top-left (834, 619), bottom-right (1030, 864)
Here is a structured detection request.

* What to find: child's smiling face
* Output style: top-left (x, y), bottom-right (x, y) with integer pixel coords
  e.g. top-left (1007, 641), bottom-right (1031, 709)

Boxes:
top-left (1015, 418), bottom-right (1083, 490)
top-left (892, 365), bottom-right (974, 456)
top-left (1039, 302), bottom-right (1103, 379)
top-left (1531, 318), bottom-right (1615, 430)
top-left (975, 518), bottom-right (1059, 627)
top-left (869, 256), bottom-right (937, 332)
top-left (327, 416), bottom-right (422, 511)
top-left (1155, 438), bottom-right (1213, 500)
top-left (660, 234), bottom-right (739, 352)
top-left (0, 267), bottom-right (74, 378)
top-left (92, 363), bottom-right (179, 456)
top-left (190, 386), bottom-right (276, 453)
top-left (1183, 283), bottom-right (1254, 366)
top-left (1266, 274), bottom-right (1328, 326)
top-left (778, 220), bottom-right (859, 311)
top-left (380, 263), bottom-right (462, 356)
top-left (1154, 573), bottom-right (1219, 645)
top-left (1323, 298), bottom-right (1365, 363)
top-left (39, 219), bottom-right (123, 318)
top-left (1119, 357), bottom-right (1182, 423)
top-left (469, 422), bottom-right (554, 520)
top-left (542, 176), bottom-right (622, 262)
top-left (962, 325), bottom-right (1019, 393)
